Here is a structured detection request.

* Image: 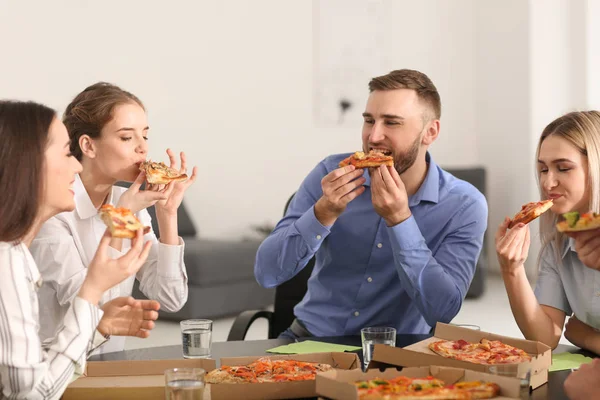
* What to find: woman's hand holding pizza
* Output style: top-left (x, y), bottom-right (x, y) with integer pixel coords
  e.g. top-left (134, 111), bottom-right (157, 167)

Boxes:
top-left (567, 228), bottom-right (600, 271)
top-left (495, 217), bottom-right (531, 276)
top-left (118, 171), bottom-right (168, 214)
top-left (153, 149), bottom-right (198, 217)
top-left (314, 165), bottom-right (366, 226)
top-left (370, 165), bottom-right (411, 226)
top-left (78, 229), bottom-right (152, 305)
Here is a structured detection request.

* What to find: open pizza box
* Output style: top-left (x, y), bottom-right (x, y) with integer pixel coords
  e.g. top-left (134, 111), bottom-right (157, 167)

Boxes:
top-left (62, 358), bottom-right (216, 400)
top-left (369, 323), bottom-right (552, 390)
top-left (316, 365), bottom-right (524, 400)
top-left (207, 352), bottom-right (360, 400)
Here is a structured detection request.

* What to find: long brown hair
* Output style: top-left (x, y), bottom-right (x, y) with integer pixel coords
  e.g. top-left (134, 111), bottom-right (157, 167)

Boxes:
top-left (0, 101), bottom-right (56, 242)
top-left (63, 82), bottom-right (144, 161)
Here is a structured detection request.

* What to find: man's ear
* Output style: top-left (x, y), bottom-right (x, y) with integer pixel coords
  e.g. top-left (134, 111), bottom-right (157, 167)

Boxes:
top-left (79, 135), bottom-right (97, 159)
top-left (422, 120), bottom-right (440, 146)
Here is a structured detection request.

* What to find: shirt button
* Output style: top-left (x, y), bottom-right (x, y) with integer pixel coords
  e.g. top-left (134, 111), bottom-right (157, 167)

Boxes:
top-left (377, 243), bottom-right (383, 248)
top-left (354, 311), bottom-right (360, 317)
top-left (316, 235), bottom-right (322, 240)
top-left (367, 277), bottom-right (373, 283)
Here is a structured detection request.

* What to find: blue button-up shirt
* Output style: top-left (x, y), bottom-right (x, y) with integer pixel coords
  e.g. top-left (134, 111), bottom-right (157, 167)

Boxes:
top-left (255, 153), bottom-right (488, 336)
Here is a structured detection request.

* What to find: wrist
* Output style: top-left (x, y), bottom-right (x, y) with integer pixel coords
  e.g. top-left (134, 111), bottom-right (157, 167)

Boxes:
top-left (77, 281), bottom-right (104, 306)
top-left (385, 210), bottom-right (412, 227)
top-left (314, 198), bottom-right (339, 227)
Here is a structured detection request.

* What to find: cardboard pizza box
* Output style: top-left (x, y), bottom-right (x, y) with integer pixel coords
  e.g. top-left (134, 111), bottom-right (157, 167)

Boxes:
top-left (316, 365), bottom-right (524, 400)
top-left (370, 322), bottom-right (551, 390)
top-left (207, 352), bottom-right (360, 400)
top-left (62, 358), bottom-right (216, 400)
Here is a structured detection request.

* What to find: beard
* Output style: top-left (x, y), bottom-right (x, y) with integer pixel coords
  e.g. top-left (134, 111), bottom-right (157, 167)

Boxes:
top-left (392, 135), bottom-right (421, 175)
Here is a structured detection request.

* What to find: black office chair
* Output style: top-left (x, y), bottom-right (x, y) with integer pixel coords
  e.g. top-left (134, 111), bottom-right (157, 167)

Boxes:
top-left (227, 167), bottom-right (488, 340)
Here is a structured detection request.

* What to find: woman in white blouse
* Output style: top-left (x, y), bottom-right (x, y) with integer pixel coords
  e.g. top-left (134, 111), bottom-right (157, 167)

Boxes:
top-left (0, 100), bottom-right (152, 399)
top-left (31, 82), bottom-right (197, 354)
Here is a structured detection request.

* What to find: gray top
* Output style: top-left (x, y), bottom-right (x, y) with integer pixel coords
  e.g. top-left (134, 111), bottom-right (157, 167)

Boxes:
top-left (535, 238), bottom-right (600, 329)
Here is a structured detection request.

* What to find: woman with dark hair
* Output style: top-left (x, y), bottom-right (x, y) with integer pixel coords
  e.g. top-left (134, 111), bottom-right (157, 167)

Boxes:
top-left (0, 100), bottom-right (152, 399)
top-left (30, 82), bottom-right (196, 353)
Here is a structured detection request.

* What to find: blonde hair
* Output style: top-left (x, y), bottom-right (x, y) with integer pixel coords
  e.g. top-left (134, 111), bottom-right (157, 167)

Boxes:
top-left (537, 111), bottom-right (600, 265)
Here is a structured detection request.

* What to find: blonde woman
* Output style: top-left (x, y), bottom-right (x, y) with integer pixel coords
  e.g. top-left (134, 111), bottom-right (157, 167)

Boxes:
top-left (496, 111), bottom-right (600, 353)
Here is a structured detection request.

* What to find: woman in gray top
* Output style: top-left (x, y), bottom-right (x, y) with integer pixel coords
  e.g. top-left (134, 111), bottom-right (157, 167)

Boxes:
top-left (496, 110), bottom-right (600, 354)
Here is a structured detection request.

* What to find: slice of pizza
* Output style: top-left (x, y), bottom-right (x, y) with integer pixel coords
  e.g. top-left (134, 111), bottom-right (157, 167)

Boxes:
top-left (556, 211), bottom-right (600, 232)
top-left (508, 199), bottom-right (554, 228)
top-left (339, 150), bottom-right (394, 168)
top-left (429, 339), bottom-right (531, 365)
top-left (99, 205), bottom-right (151, 239)
top-left (139, 160), bottom-right (188, 185)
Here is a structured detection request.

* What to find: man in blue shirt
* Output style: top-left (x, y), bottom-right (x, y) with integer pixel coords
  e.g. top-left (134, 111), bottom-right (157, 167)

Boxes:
top-left (255, 69), bottom-right (488, 338)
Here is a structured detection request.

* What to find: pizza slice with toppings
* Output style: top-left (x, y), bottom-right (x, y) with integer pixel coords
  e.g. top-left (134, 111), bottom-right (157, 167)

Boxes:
top-left (339, 150), bottom-right (394, 168)
top-left (139, 160), bottom-right (188, 185)
top-left (556, 211), bottom-right (600, 232)
top-left (99, 204), bottom-right (151, 239)
top-left (508, 200), bottom-right (554, 228)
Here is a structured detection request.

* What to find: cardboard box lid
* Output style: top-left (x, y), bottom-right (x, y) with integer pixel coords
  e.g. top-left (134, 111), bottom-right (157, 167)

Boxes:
top-left (370, 322), bottom-right (551, 390)
top-left (63, 358), bottom-right (216, 400)
top-left (208, 352), bottom-right (361, 400)
top-left (84, 358), bottom-right (216, 377)
top-left (316, 365), bottom-right (523, 400)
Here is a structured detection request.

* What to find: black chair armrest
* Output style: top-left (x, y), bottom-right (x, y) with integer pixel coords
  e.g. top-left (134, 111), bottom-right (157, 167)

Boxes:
top-left (227, 310), bottom-right (273, 341)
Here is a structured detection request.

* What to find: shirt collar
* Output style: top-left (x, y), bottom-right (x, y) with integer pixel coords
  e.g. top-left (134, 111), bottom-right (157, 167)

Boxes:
top-left (73, 174), bottom-right (115, 220)
top-left (362, 152), bottom-right (440, 205)
top-left (562, 237), bottom-right (577, 258)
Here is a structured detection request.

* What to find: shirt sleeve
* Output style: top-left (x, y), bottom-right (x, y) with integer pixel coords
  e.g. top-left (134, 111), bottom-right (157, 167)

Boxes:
top-left (386, 194), bottom-right (488, 327)
top-left (0, 246), bottom-right (102, 400)
top-left (134, 208), bottom-right (188, 312)
top-left (534, 244), bottom-right (572, 315)
top-left (254, 160), bottom-right (330, 288)
top-left (30, 217), bottom-right (88, 307)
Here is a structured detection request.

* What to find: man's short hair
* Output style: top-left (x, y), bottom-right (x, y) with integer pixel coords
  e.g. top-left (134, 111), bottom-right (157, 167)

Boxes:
top-left (369, 69), bottom-right (441, 120)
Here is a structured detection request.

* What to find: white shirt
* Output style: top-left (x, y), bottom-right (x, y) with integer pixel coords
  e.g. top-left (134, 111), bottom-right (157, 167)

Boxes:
top-left (30, 175), bottom-right (188, 354)
top-left (535, 238), bottom-right (600, 329)
top-left (0, 241), bottom-right (104, 400)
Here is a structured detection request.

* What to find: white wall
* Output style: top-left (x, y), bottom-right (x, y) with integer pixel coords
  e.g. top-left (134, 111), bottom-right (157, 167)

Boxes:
top-left (0, 0), bottom-right (480, 239)
top-left (2, 1), bottom-right (597, 277)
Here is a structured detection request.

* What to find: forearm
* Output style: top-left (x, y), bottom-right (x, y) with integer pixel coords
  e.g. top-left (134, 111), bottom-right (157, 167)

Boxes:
top-left (565, 320), bottom-right (600, 354)
top-left (502, 268), bottom-right (562, 347)
top-left (156, 212), bottom-right (179, 245)
top-left (255, 207), bottom-right (329, 288)
top-left (392, 248), bottom-right (463, 326)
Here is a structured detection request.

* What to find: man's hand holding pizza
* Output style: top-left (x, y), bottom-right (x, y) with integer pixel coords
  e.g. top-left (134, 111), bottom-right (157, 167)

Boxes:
top-left (314, 165), bottom-right (366, 226)
top-left (370, 165), bottom-right (411, 226)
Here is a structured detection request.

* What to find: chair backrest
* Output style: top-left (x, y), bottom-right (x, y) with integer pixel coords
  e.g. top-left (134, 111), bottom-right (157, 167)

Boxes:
top-left (269, 193), bottom-right (315, 338)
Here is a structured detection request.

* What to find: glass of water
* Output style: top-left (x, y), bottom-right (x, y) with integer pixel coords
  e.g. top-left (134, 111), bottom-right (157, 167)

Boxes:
top-left (181, 319), bottom-right (213, 359)
top-left (361, 326), bottom-right (396, 370)
top-left (165, 367), bottom-right (205, 400)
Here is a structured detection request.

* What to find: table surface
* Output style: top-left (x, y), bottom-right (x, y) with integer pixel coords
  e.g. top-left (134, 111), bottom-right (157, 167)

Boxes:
top-left (89, 334), bottom-right (596, 400)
